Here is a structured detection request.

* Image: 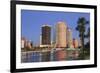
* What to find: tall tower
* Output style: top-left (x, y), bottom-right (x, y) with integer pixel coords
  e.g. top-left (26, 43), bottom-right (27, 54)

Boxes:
top-left (67, 28), bottom-right (73, 48)
top-left (41, 25), bottom-right (51, 47)
top-left (56, 22), bottom-right (67, 48)
top-left (21, 37), bottom-right (26, 49)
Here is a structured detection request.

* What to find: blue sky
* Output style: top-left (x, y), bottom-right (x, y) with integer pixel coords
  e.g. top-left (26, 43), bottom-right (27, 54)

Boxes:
top-left (21, 10), bottom-right (90, 45)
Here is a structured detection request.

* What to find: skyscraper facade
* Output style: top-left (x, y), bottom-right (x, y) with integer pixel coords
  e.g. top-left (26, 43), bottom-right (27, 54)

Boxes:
top-left (67, 28), bottom-right (73, 48)
top-left (41, 25), bottom-right (51, 47)
top-left (56, 22), bottom-right (67, 48)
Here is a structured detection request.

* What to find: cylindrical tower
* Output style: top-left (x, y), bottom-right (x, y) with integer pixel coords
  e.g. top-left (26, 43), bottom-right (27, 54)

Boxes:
top-left (56, 22), bottom-right (67, 48)
top-left (67, 28), bottom-right (73, 48)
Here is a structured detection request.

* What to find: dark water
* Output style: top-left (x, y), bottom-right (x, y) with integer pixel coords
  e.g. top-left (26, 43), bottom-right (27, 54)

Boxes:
top-left (21, 48), bottom-right (80, 63)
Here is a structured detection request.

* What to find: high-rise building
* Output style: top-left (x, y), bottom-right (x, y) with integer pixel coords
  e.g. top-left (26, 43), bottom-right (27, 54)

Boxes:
top-left (41, 25), bottom-right (51, 47)
top-left (21, 37), bottom-right (26, 49)
top-left (26, 40), bottom-right (33, 49)
top-left (21, 37), bottom-right (33, 50)
top-left (56, 22), bottom-right (67, 48)
top-left (67, 28), bottom-right (73, 48)
top-left (40, 34), bottom-right (42, 45)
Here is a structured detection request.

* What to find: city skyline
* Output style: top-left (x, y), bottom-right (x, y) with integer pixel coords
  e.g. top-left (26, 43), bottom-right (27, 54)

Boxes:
top-left (21, 10), bottom-right (90, 45)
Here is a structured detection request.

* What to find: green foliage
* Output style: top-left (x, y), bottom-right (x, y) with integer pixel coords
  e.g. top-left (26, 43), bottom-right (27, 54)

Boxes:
top-left (76, 17), bottom-right (89, 59)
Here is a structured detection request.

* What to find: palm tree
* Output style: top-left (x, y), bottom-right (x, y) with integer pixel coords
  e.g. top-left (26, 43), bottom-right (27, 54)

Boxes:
top-left (86, 27), bottom-right (90, 43)
top-left (85, 27), bottom-right (90, 56)
top-left (76, 17), bottom-right (89, 59)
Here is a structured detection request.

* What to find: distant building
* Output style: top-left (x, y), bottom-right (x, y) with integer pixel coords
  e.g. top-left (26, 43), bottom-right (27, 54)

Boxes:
top-left (21, 37), bottom-right (33, 50)
top-left (40, 25), bottom-right (51, 47)
top-left (73, 39), bottom-right (79, 48)
top-left (26, 40), bottom-right (33, 49)
top-left (67, 28), bottom-right (73, 48)
top-left (56, 22), bottom-right (67, 48)
top-left (21, 37), bottom-right (26, 49)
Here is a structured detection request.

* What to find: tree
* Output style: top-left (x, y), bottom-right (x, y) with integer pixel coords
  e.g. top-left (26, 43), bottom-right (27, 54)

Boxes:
top-left (87, 27), bottom-right (90, 40)
top-left (84, 27), bottom-right (90, 56)
top-left (76, 17), bottom-right (89, 59)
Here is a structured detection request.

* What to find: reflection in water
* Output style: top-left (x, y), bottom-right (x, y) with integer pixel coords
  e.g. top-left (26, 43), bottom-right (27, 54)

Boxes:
top-left (21, 48), bottom-right (80, 63)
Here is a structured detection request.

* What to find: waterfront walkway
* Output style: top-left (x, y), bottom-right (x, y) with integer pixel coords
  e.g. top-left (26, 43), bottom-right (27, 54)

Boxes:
top-left (21, 48), bottom-right (81, 63)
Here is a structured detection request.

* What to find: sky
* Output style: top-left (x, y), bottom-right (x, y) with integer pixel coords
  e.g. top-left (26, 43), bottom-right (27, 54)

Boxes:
top-left (21, 10), bottom-right (90, 45)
